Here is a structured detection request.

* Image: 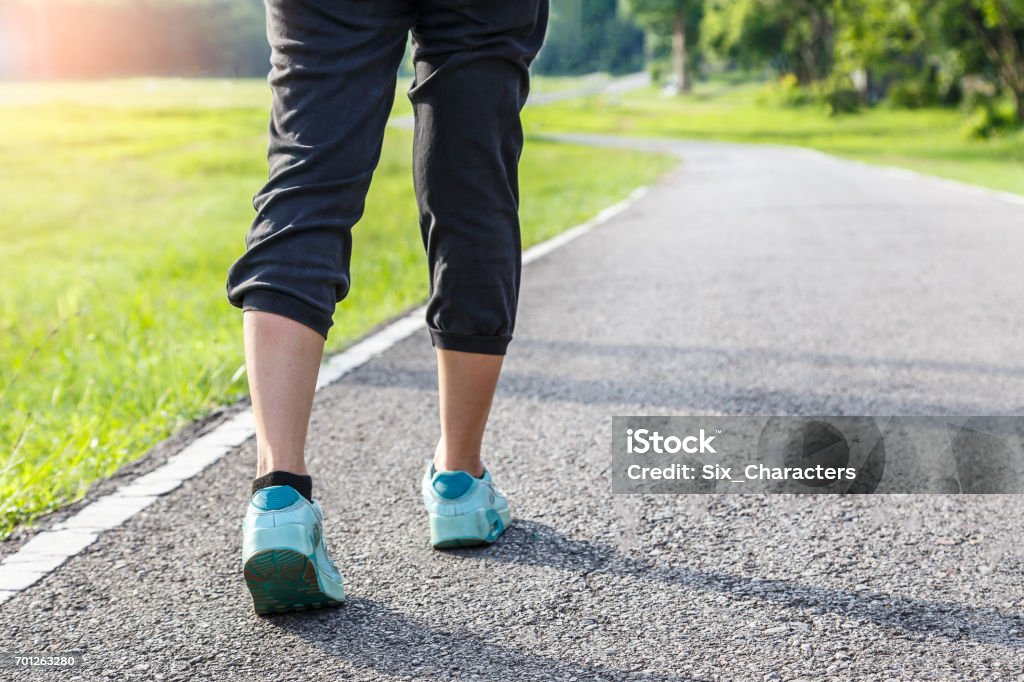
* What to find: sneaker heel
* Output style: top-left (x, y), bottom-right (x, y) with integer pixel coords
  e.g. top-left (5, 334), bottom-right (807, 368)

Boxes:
top-left (242, 525), bottom-right (343, 614)
top-left (429, 508), bottom-right (507, 549)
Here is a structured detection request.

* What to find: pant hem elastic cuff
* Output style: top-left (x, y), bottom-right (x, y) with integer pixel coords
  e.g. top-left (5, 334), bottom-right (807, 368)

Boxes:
top-left (241, 290), bottom-right (333, 339)
top-left (429, 329), bottom-right (511, 356)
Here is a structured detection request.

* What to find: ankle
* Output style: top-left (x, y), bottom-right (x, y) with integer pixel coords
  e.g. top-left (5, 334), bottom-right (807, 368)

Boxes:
top-left (433, 445), bottom-right (485, 478)
top-left (434, 462), bottom-right (485, 478)
top-left (256, 453), bottom-right (308, 479)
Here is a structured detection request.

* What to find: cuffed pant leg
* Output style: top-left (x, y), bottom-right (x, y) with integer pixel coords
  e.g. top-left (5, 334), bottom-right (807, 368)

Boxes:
top-left (226, 0), bottom-right (415, 339)
top-left (409, 0), bottom-right (549, 356)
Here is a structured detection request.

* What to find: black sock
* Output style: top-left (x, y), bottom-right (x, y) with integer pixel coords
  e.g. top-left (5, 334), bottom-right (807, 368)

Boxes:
top-left (252, 471), bottom-right (313, 502)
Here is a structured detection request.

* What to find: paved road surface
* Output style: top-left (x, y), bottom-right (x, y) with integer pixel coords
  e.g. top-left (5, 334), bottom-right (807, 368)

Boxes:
top-left (2, 136), bottom-right (1024, 681)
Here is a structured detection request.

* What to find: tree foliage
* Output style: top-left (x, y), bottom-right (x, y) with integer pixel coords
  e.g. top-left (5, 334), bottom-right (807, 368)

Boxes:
top-left (700, 0), bottom-right (1024, 120)
top-left (834, 0), bottom-right (929, 75)
top-left (702, 0), bottom-right (836, 84)
top-left (533, 0), bottom-right (645, 75)
top-left (624, 0), bottom-right (703, 92)
top-left (936, 0), bottom-right (1024, 120)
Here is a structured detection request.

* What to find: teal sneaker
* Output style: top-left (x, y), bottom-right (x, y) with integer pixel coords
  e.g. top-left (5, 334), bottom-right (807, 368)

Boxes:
top-left (242, 485), bottom-right (345, 615)
top-left (421, 462), bottom-right (512, 549)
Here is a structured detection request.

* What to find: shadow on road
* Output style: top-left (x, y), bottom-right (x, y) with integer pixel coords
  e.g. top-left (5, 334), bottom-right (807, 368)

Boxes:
top-left (262, 594), bottom-right (703, 681)
top-left (470, 520), bottom-right (1024, 649)
top-left (518, 339), bottom-right (1024, 383)
top-left (261, 518), bottom-right (1020, 682)
top-left (343, 339), bottom-right (1024, 415)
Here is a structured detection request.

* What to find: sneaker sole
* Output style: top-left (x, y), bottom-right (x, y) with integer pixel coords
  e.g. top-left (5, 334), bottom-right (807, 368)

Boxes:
top-left (430, 507), bottom-right (511, 549)
top-left (243, 549), bottom-right (344, 615)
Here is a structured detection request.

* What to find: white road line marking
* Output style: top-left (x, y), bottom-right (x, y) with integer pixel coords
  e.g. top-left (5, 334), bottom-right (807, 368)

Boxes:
top-left (0, 185), bottom-right (654, 604)
top-left (521, 187), bottom-right (648, 265)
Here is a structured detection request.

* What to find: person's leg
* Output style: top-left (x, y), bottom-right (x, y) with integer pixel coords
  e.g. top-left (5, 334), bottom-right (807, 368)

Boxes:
top-left (412, 0), bottom-right (549, 547)
top-left (434, 350), bottom-right (503, 477)
top-left (229, 0), bottom-right (414, 612)
top-left (245, 311), bottom-right (323, 478)
top-left (412, 0), bottom-right (549, 473)
top-left (227, 0), bottom-right (414, 497)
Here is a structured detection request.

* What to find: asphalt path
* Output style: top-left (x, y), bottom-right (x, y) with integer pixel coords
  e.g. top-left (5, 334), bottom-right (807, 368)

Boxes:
top-left (2, 135), bottom-right (1024, 681)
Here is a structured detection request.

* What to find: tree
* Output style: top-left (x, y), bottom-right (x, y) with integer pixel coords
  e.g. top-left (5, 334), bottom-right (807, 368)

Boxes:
top-left (833, 0), bottom-right (932, 102)
top-left (938, 0), bottom-right (1024, 121)
top-left (533, 0), bottom-right (645, 76)
top-left (703, 0), bottom-right (836, 84)
top-left (625, 0), bottom-right (704, 93)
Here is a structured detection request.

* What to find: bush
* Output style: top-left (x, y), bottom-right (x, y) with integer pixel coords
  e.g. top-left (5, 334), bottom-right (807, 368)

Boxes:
top-left (887, 79), bottom-right (939, 109)
top-left (939, 79), bottom-right (962, 106)
top-left (959, 77), bottom-right (1000, 116)
top-left (754, 73), bottom-right (860, 116)
top-left (961, 101), bottom-right (1019, 139)
top-left (648, 60), bottom-right (667, 87)
top-left (755, 74), bottom-right (815, 107)
top-left (817, 75), bottom-right (860, 116)
top-left (823, 86), bottom-right (860, 115)
top-left (776, 73), bottom-right (813, 106)
top-left (958, 77), bottom-right (1020, 139)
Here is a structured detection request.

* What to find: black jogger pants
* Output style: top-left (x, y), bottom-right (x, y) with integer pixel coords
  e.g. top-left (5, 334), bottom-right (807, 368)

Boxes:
top-left (225, 0), bottom-right (550, 356)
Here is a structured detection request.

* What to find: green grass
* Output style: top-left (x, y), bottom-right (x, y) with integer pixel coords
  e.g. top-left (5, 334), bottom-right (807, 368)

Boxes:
top-left (0, 78), bottom-right (675, 536)
top-left (524, 81), bottom-right (1024, 196)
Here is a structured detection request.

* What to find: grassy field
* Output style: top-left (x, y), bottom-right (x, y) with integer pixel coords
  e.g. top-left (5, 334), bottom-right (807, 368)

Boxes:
top-left (525, 81), bottom-right (1024, 196)
top-left (0, 78), bottom-right (675, 536)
